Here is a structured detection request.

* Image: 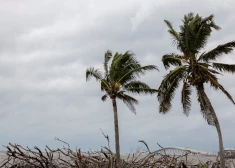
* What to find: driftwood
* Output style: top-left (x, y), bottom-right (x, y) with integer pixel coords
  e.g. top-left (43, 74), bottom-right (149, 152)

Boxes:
top-left (0, 138), bottom-right (222, 168)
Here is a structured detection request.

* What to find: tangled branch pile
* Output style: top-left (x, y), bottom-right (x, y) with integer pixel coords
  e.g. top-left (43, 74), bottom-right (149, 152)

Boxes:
top-left (0, 139), bottom-right (221, 168)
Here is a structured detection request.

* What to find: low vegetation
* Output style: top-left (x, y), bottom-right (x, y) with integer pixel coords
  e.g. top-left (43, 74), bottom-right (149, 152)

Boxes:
top-left (0, 138), bottom-right (222, 168)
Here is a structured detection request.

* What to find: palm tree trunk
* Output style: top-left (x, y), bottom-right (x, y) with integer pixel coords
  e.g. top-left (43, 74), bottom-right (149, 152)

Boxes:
top-left (112, 98), bottom-right (121, 168)
top-left (199, 88), bottom-right (225, 168)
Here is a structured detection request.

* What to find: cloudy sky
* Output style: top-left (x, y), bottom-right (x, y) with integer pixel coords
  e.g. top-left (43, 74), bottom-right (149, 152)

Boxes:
top-left (0, 0), bottom-right (235, 154)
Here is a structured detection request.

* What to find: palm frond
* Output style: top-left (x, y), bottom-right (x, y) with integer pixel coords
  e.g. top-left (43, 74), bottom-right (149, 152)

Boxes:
top-left (124, 81), bottom-right (158, 95)
top-left (104, 50), bottom-right (112, 74)
top-left (203, 71), bottom-right (219, 88)
top-left (192, 15), bottom-right (217, 52)
top-left (110, 51), bottom-right (137, 70)
top-left (178, 12), bottom-right (196, 54)
top-left (162, 53), bottom-right (182, 69)
top-left (158, 66), bottom-right (186, 90)
top-left (198, 41), bottom-right (235, 62)
top-left (205, 72), bottom-right (235, 104)
top-left (109, 51), bottom-right (141, 81)
top-left (193, 14), bottom-right (220, 51)
top-left (115, 58), bottom-right (142, 81)
top-left (184, 12), bottom-right (194, 22)
top-left (126, 88), bottom-right (158, 95)
top-left (179, 24), bottom-right (190, 54)
top-left (109, 52), bottom-right (121, 76)
top-left (175, 13), bottom-right (221, 55)
top-left (158, 66), bottom-right (186, 113)
top-left (202, 14), bottom-right (220, 30)
top-left (101, 80), bottom-right (111, 93)
top-left (86, 67), bottom-right (103, 81)
top-left (117, 93), bottom-right (139, 114)
top-left (101, 94), bottom-right (109, 101)
top-left (198, 64), bottom-right (220, 74)
top-left (212, 63), bottom-right (235, 73)
top-left (164, 20), bottom-right (181, 45)
top-left (117, 65), bottom-right (158, 84)
top-left (118, 51), bottom-right (137, 67)
top-left (181, 82), bottom-right (192, 116)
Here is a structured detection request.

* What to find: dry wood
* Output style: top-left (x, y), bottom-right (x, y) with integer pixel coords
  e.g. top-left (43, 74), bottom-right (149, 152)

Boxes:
top-left (0, 139), bottom-right (222, 168)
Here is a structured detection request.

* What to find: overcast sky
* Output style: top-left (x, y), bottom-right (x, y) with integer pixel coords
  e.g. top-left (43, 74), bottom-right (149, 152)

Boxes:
top-left (0, 0), bottom-right (235, 154)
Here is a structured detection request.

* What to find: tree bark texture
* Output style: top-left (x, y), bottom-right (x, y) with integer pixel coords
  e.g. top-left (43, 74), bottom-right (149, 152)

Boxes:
top-left (112, 99), bottom-right (121, 168)
top-left (198, 88), bottom-right (225, 168)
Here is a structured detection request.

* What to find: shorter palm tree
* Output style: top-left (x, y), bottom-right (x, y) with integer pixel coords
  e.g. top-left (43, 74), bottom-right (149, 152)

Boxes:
top-left (86, 50), bottom-right (158, 167)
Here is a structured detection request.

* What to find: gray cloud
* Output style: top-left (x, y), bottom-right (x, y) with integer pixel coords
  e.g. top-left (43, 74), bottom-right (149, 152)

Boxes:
top-left (0, 0), bottom-right (234, 153)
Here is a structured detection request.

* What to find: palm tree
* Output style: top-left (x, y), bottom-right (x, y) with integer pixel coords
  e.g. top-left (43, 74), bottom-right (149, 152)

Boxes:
top-left (158, 13), bottom-right (235, 168)
top-left (86, 50), bottom-right (158, 167)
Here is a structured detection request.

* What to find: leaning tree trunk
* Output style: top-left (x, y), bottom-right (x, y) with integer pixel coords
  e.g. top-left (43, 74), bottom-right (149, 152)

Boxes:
top-left (112, 98), bottom-right (121, 168)
top-left (199, 88), bottom-right (225, 168)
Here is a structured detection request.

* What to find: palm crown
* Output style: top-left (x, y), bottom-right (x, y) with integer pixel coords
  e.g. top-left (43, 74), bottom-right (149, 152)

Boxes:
top-left (86, 50), bottom-right (158, 113)
top-left (158, 13), bottom-right (235, 125)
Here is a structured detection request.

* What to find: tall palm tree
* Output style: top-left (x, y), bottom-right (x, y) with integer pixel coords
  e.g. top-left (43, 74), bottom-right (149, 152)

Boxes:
top-left (158, 13), bottom-right (235, 168)
top-left (86, 50), bottom-right (158, 167)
